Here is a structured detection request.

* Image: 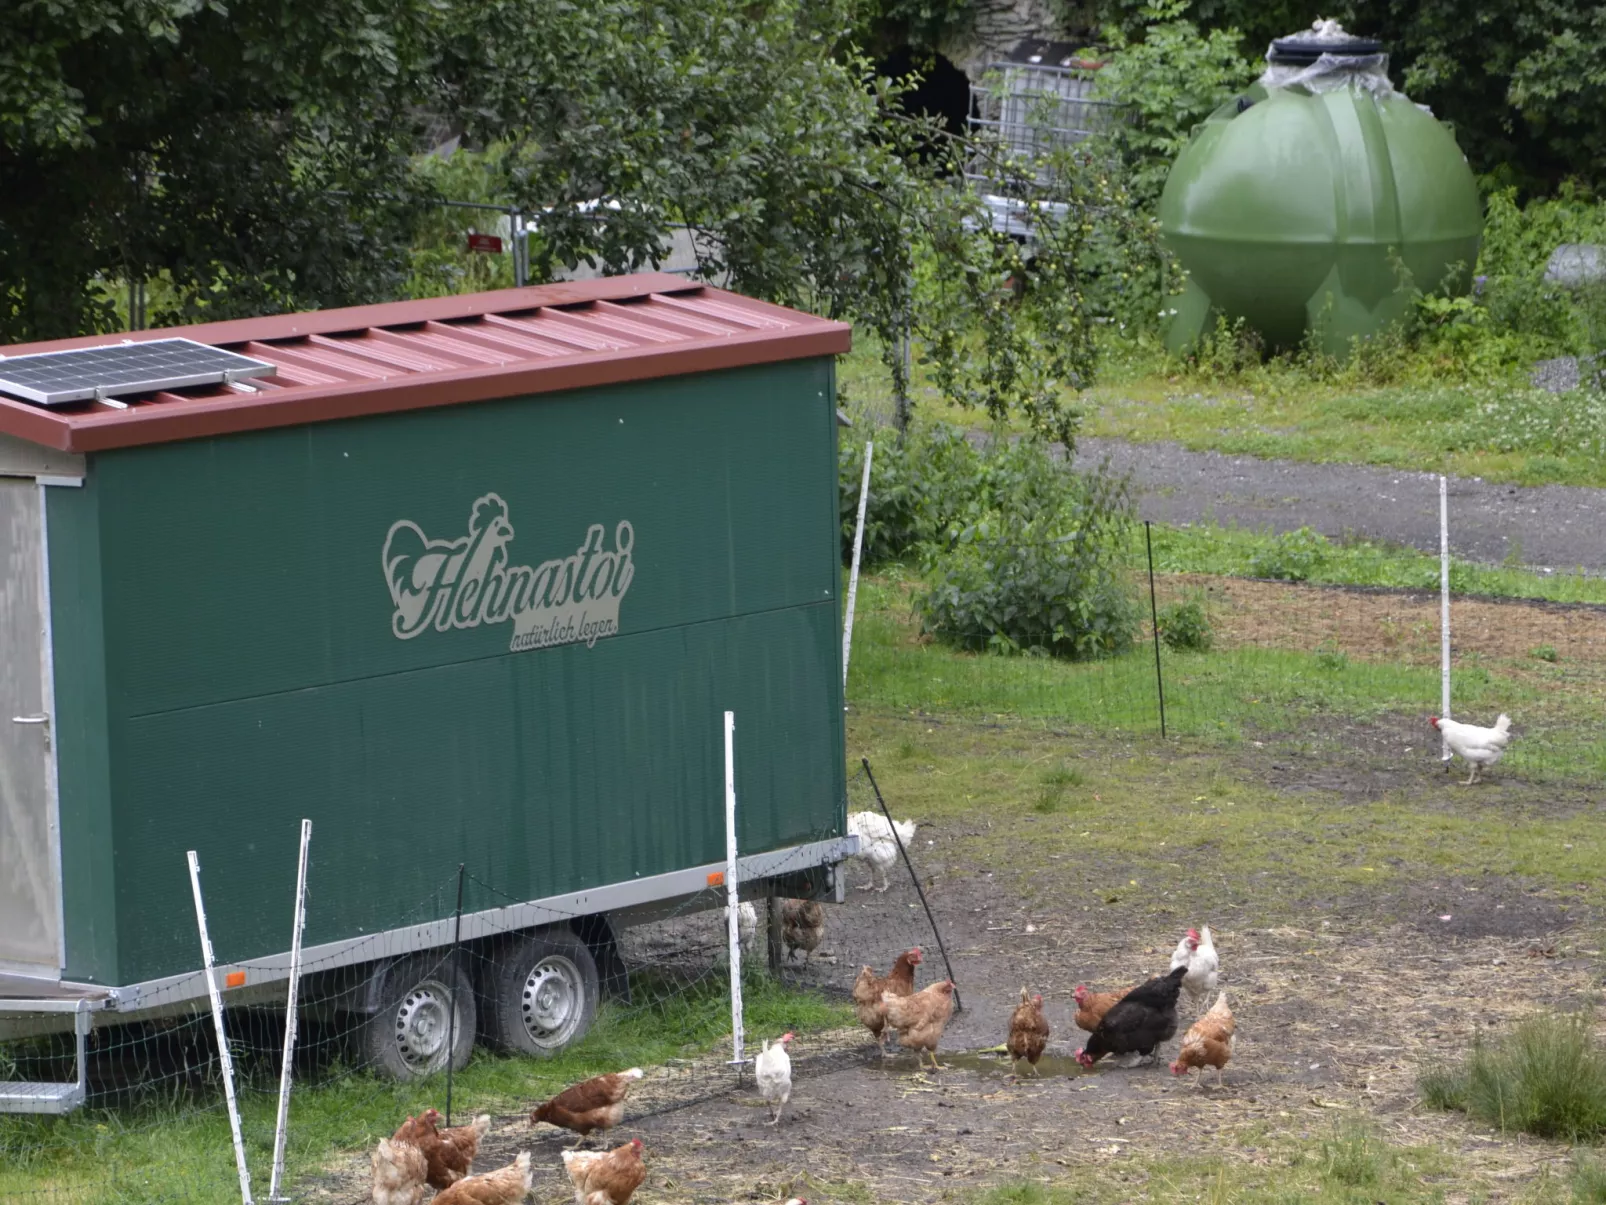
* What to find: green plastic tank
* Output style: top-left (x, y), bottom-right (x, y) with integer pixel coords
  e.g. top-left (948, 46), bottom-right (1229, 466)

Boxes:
top-left (1160, 22), bottom-right (1483, 357)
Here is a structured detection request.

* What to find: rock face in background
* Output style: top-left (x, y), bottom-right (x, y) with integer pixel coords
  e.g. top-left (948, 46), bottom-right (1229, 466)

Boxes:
top-left (942, 0), bottom-right (1063, 75)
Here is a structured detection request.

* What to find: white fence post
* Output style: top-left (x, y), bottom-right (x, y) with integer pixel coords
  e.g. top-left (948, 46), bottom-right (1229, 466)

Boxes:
top-left (1440, 475), bottom-right (1452, 763)
top-left (723, 710), bottom-right (747, 1068)
top-left (187, 851), bottom-right (255, 1205)
top-left (842, 441), bottom-right (874, 692)
top-left (267, 820), bottom-right (312, 1202)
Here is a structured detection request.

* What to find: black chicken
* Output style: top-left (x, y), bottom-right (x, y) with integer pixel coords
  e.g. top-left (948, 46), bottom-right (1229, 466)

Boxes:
top-left (1075, 965), bottom-right (1187, 1068)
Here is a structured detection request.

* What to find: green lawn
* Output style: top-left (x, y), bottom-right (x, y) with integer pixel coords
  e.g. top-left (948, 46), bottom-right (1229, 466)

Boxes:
top-left (850, 568), bottom-right (1606, 783)
top-left (839, 335), bottom-right (1606, 490)
top-left (1151, 521), bottom-right (1606, 602)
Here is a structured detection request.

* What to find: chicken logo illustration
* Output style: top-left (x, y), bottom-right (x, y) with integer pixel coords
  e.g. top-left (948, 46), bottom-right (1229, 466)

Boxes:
top-left (383, 494), bottom-right (634, 653)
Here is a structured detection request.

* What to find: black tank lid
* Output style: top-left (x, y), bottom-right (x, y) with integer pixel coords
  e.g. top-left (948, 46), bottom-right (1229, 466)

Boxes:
top-left (1268, 33), bottom-right (1384, 66)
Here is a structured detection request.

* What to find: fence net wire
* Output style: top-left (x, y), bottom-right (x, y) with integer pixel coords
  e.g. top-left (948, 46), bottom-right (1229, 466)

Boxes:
top-left (0, 774), bottom-right (952, 1204)
top-left (834, 380), bottom-right (1606, 786)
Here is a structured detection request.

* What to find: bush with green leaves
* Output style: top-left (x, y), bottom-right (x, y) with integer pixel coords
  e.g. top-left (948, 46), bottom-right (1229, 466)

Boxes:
top-left (838, 423), bottom-right (981, 565)
top-left (1473, 186), bottom-right (1606, 360)
top-left (916, 440), bottom-right (1140, 658)
top-left (1087, 1), bottom-right (1259, 209)
top-left (1419, 1013), bottom-right (1606, 1142)
top-left (1248, 526), bottom-right (1330, 582)
top-left (1157, 597), bottom-right (1212, 651)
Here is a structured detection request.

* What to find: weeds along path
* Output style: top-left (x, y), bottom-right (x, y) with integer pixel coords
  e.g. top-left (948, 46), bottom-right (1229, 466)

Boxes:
top-left (1070, 437), bottom-right (1606, 573)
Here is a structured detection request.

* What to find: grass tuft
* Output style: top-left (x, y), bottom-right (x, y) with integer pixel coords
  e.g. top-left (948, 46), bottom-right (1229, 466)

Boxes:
top-left (1318, 1120), bottom-right (1391, 1188)
top-left (1422, 1014), bottom-right (1606, 1141)
top-left (1417, 1060), bottom-right (1470, 1112)
top-left (1574, 1152), bottom-right (1606, 1203)
top-left (1041, 765), bottom-right (1084, 788)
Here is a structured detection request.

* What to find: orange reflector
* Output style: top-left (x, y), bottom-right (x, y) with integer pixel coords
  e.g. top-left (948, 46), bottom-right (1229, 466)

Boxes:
top-left (706, 871), bottom-right (725, 887)
top-left (225, 971), bottom-right (246, 988)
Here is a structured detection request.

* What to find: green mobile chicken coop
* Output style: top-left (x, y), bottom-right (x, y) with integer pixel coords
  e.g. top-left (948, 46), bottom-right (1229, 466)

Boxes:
top-left (0, 273), bottom-right (854, 1111)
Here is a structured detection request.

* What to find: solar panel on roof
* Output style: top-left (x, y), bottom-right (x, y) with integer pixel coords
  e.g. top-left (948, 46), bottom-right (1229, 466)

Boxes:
top-left (0, 338), bottom-right (276, 407)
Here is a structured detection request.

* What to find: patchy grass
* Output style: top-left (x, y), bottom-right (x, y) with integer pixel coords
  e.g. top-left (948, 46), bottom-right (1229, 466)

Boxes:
top-left (1575, 1152), bottom-right (1606, 1203)
top-left (850, 570), bottom-right (1606, 783)
top-left (1150, 522), bottom-right (1606, 603)
top-left (1087, 372), bottom-right (1606, 490)
top-left (847, 709), bottom-right (1606, 921)
top-left (966, 1121), bottom-right (1463, 1204)
top-left (838, 334), bottom-right (1606, 490)
top-left (0, 976), bottom-right (849, 1204)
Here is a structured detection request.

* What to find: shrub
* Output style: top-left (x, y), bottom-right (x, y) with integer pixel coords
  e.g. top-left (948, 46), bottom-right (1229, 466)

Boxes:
top-left (838, 422), bottom-right (980, 565)
top-left (1248, 526), bottom-right (1330, 582)
top-left (1088, 1), bottom-right (1258, 209)
top-left (916, 441), bottom-right (1140, 658)
top-left (1156, 597), bottom-right (1212, 651)
top-left (1476, 186), bottom-right (1606, 359)
top-left (1421, 1014), bottom-right (1606, 1142)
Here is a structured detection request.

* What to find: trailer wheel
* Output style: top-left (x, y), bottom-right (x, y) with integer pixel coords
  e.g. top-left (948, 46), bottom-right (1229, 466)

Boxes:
top-left (362, 953), bottom-right (476, 1081)
top-left (484, 933), bottom-right (599, 1057)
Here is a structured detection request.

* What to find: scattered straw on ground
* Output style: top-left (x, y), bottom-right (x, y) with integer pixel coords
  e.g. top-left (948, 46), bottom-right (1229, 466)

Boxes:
top-left (1164, 574), bottom-right (1606, 667)
top-left (306, 921), bottom-right (1600, 1204)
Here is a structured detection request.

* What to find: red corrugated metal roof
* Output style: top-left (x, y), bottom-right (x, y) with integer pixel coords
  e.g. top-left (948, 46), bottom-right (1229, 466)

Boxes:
top-left (0, 274), bottom-right (851, 453)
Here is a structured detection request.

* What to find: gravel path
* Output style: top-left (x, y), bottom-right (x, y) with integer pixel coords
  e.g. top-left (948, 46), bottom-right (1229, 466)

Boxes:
top-left (1073, 437), bottom-right (1606, 572)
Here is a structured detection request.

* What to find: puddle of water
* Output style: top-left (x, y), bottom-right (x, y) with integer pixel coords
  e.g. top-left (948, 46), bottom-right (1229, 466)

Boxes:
top-left (867, 1050), bottom-right (1090, 1078)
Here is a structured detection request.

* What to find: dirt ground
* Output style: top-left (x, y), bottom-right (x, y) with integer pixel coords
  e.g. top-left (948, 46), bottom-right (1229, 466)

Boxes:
top-left (1162, 574), bottom-right (1606, 668)
top-left (305, 726), bottom-right (1603, 1205)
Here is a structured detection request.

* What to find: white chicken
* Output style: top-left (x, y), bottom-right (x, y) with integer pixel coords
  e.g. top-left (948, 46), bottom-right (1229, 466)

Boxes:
top-left (737, 901), bottom-right (761, 957)
top-left (1431, 713), bottom-right (1512, 785)
top-left (754, 1032), bottom-right (794, 1125)
top-left (1169, 926), bottom-right (1219, 1013)
top-left (846, 810), bottom-right (916, 892)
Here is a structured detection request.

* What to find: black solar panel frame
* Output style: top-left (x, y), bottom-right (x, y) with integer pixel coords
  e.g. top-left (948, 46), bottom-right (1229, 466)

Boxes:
top-left (0, 338), bottom-right (276, 406)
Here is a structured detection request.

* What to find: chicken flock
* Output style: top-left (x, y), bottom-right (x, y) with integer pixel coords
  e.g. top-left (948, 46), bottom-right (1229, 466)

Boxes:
top-left (366, 803), bottom-right (1243, 1203)
top-left (365, 709), bottom-right (1519, 1203)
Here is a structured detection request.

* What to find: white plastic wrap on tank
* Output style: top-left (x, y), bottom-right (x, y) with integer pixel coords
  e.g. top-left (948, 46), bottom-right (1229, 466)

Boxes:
top-left (1259, 18), bottom-right (1432, 114)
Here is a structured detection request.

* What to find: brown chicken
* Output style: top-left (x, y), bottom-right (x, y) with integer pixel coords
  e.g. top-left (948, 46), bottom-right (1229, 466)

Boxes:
top-left (433, 1151), bottom-right (533, 1205)
top-left (1170, 991), bottom-right (1235, 1087)
top-left (391, 1110), bottom-right (490, 1190)
top-left (781, 899), bottom-right (824, 964)
top-left (851, 947), bottom-right (922, 1052)
top-left (1006, 987), bottom-right (1050, 1075)
top-left (370, 1137), bottom-right (429, 1205)
top-left (531, 1068), bottom-right (645, 1147)
top-left (1072, 983), bottom-right (1132, 1033)
top-left (882, 979), bottom-right (956, 1070)
top-left (562, 1137), bottom-right (647, 1205)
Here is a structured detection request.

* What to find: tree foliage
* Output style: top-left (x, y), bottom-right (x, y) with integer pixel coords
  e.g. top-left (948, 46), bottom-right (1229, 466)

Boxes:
top-left (2, 0), bottom-right (1134, 447)
top-left (1086, 1), bottom-right (1257, 207)
top-left (0, 0), bottom-right (443, 342)
top-left (1073, 0), bottom-right (1606, 195)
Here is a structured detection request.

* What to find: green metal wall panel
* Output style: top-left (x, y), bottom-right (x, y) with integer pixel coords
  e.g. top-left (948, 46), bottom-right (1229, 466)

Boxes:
top-left (88, 359), bottom-right (844, 983)
top-left (44, 483), bottom-right (118, 983)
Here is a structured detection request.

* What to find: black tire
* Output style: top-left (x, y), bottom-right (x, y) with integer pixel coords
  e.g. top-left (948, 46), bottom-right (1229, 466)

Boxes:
top-left (482, 931), bottom-right (599, 1057)
top-left (361, 953), bottom-right (476, 1081)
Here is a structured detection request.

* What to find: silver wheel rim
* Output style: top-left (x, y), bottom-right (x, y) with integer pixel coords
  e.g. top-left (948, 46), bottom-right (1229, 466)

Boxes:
top-left (393, 975), bottom-right (458, 1073)
top-left (520, 955), bottom-right (585, 1049)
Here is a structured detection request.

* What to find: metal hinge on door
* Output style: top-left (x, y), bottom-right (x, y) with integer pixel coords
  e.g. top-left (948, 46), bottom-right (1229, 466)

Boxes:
top-left (11, 714), bottom-right (50, 750)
